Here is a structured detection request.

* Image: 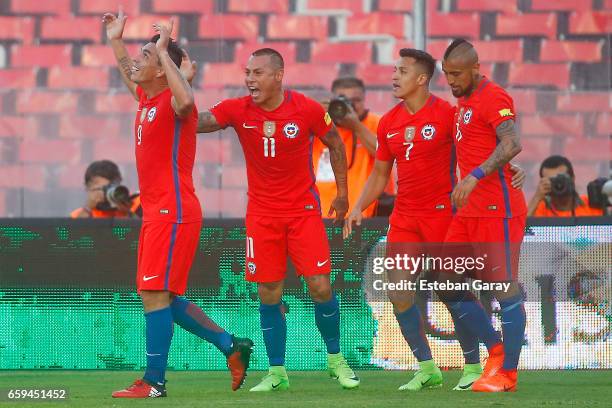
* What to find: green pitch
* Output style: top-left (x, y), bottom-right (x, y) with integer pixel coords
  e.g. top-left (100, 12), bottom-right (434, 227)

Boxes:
top-left (1, 370), bottom-right (611, 408)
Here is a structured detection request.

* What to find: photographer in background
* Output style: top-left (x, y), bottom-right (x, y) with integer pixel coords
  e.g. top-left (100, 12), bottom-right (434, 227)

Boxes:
top-left (528, 155), bottom-right (603, 217)
top-left (313, 77), bottom-right (395, 218)
top-left (70, 160), bottom-right (141, 219)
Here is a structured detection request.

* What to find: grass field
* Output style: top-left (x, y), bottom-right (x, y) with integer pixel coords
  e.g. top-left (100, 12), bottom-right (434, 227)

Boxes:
top-left (1, 370), bottom-right (611, 408)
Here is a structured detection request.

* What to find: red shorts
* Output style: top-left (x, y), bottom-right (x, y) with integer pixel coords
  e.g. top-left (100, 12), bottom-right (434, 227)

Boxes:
top-left (388, 214), bottom-right (453, 243)
top-left (136, 221), bottom-right (201, 295)
top-left (444, 216), bottom-right (526, 282)
top-left (245, 215), bottom-right (331, 283)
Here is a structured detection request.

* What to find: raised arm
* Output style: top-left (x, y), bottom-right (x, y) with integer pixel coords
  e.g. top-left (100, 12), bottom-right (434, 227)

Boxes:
top-left (320, 127), bottom-right (349, 223)
top-left (153, 21), bottom-right (194, 118)
top-left (103, 10), bottom-right (138, 100)
top-left (334, 106), bottom-right (377, 155)
top-left (451, 119), bottom-right (522, 208)
top-left (343, 159), bottom-right (393, 238)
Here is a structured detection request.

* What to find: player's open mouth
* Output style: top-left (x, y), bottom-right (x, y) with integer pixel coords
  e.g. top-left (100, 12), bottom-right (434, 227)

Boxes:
top-left (392, 84), bottom-right (400, 90)
top-left (248, 87), bottom-right (260, 98)
top-left (131, 65), bottom-right (140, 73)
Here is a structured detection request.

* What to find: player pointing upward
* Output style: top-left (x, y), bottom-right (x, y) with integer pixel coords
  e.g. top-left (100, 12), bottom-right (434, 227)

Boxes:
top-left (103, 10), bottom-right (253, 398)
top-left (196, 48), bottom-right (359, 391)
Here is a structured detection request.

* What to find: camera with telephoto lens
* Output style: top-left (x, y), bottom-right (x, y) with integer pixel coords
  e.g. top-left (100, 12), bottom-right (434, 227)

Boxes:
top-left (328, 95), bottom-right (354, 123)
top-left (549, 173), bottom-right (574, 197)
top-left (587, 177), bottom-right (612, 210)
top-left (96, 183), bottom-right (131, 211)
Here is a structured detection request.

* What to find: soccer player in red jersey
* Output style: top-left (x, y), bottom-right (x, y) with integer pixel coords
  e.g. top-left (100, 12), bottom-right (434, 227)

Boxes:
top-left (345, 48), bottom-right (526, 392)
top-left (442, 39), bottom-right (528, 392)
top-left (196, 48), bottom-right (359, 391)
top-left (103, 10), bottom-right (253, 398)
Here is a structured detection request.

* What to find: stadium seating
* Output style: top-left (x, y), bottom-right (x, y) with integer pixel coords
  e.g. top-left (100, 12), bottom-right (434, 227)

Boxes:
top-left (0, 0), bottom-right (609, 216)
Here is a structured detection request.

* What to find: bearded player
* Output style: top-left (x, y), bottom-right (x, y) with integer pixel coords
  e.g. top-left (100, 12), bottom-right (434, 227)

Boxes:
top-left (195, 48), bottom-right (359, 391)
top-left (103, 10), bottom-right (253, 398)
top-left (442, 39), bottom-right (528, 392)
top-left (344, 48), bottom-right (525, 391)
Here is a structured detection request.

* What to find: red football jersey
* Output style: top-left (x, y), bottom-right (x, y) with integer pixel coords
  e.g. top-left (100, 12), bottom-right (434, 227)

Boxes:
top-left (376, 95), bottom-right (456, 217)
top-left (210, 90), bottom-right (332, 217)
top-left (134, 86), bottom-right (202, 223)
top-left (453, 78), bottom-right (527, 218)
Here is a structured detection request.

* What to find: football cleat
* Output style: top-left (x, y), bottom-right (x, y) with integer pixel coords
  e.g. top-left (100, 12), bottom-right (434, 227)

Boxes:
top-left (472, 369), bottom-right (517, 392)
top-left (112, 379), bottom-right (166, 398)
top-left (249, 366), bottom-right (290, 392)
top-left (226, 336), bottom-right (254, 391)
top-left (328, 353), bottom-right (360, 389)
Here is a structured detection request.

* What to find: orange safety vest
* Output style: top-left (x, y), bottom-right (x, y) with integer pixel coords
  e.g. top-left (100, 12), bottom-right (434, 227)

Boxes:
top-left (70, 195), bottom-right (142, 219)
top-left (533, 194), bottom-right (603, 217)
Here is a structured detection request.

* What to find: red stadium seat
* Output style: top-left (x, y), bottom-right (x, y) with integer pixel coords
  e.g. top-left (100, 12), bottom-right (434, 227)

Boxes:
top-left (229, 0), bottom-right (289, 14)
top-left (0, 68), bottom-right (36, 89)
top-left (19, 139), bottom-right (82, 164)
top-left (197, 138), bottom-right (233, 164)
top-left (520, 114), bottom-right (584, 137)
top-left (198, 14), bottom-right (258, 40)
top-left (518, 137), bottom-right (552, 161)
top-left (365, 90), bottom-right (395, 115)
top-left (283, 64), bottom-right (338, 87)
top-left (510, 89), bottom-right (537, 113)
top-left (221, 166), bottom-right (247, 188)
top-left (152, 0), bottom-right (214, 14)
top-left (59, 115), bottom-right (122, 139)
top-left (95, 93), bottom-right (139, 113)
top-left (123, 15), bottom-right (179, 40)
top-left (0, 117), bottom-right (38, 138)
top-left (531, 0), bottom-right (594, 12)
top-left (267, 15), bottom-right (328, 40)
top-left (193, 89), bottom-right (230, 111)
top-left (540, 40), bottom-right (603, 63)
top-left (79, 0), bottom-right (140, 16)
top-left (0, 17), bottom-right (35, 44)
top-left (201, 63), bottom-right (246, 88)
top-left (11, 0), bottom-right (71, 15)
top-left (81, 44), bottom-right (141, 67)
top-left (40, 17), bottom-right (101, 42)
top-left (58, 164), bottom-right (87, 189)
top-left (310, 41), bottom-right (372, 63)
top-left (564, 137), bottom-right (611, 161)
top-left (428, 13), bottom-right (480, 39)
top-left (457, 0), bottom-right (517, 13)
top-left (606, 0), bottom-right (612, 10)
top-left (93, 138), bottom-right (134, 163)
top-left (556, 92), bottom-right (610, 113)
top-left (355, 64), bottom-right (394, 87)
top-left (377, 0), bottom-right (413, 12)
top-left (307, 0), bottom-right (364, 14)
top-left (596, 114), bottom-right (610, 136)
top-left (17, 91), bottom-right (79, 114)
top-left (571, 162), bottom-right (605, 193)
top-left (347, 13), bottom-right (406, 39)
top-left (11, 44), bottom-right (72, 68)
top-left (569, 12), bottom-right (611, 35)
top-left (472, 40), bottom-right (522, 63)
top-left (48, 67), bottom-right (110, 90)
top-left (235, 41), bottom-right (297, 64)
top-left (508, 63), bottom-right (570, 89)
top-left (497, 13), bottom-right (557, 38)
top-left (0, 165), bottom-right (46, 191)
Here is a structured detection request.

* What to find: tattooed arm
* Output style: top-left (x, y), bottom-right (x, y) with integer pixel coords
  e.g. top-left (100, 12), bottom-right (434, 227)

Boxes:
top-left (451, 119), bottom-right (522, 208)
top-left (196, 111), bottom-right (223, 133)
top-left (320, 126), bottom-right (349, 222)
top-left (103, 10), bottom-right (138, 100)
top-left (478, 119), bottom-right (522, 176)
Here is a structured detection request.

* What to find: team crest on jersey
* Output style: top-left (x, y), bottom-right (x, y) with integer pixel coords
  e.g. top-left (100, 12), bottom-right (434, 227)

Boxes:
top-left (263, 121), bottom-right (276, 137)
top-left (283, 123), bottom-right (299, 139)
top-left (463, 108), bottom-right (473, 124)
top-left (147, 107), bottom-right (157, 122)
top-left (139, 107), bottom-right (147, 124)
top-left (247, 262), bottom-right (257, 274)
top-left (404, 126), bottom-right (416, 142)
top-left (421, 124), bottom-right (435, 140)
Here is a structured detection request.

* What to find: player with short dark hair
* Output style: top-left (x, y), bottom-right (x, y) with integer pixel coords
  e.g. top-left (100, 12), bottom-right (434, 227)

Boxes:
top-left (195, 48), bottom-right (359, 391)
top-left (103, 9), bottom-right (253, 398)
top-left (442, 38), bottom-right (527, 392)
